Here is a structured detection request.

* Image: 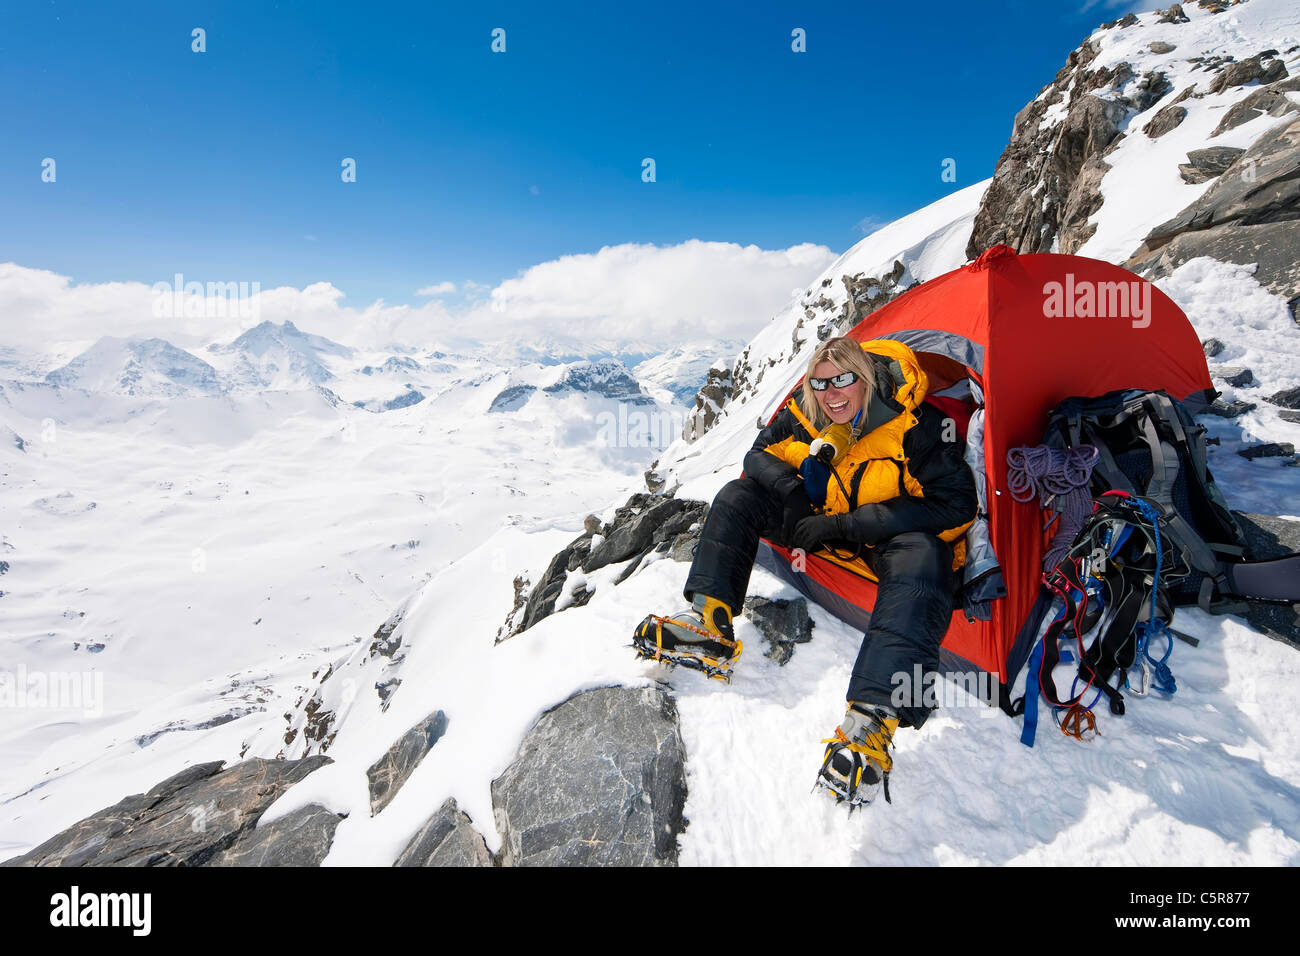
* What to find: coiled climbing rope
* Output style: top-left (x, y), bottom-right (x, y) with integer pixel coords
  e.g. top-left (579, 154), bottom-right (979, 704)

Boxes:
top-left (1006, 444), bottom-right (1100, 570)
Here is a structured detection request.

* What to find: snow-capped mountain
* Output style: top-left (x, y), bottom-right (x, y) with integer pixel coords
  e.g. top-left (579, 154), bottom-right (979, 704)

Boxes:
top-left (43, 336), bottom-right (223, 397)
top-left (208, 320), bottom-right (352, 389)
top-left (3, 0), bottom-right (1299, 869)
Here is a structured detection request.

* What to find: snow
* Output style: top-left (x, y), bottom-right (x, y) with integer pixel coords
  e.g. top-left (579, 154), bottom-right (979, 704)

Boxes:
top-left (1070, 0), bottom-right (1300, 263)
top-left (3, 6), bottom-right (1300, 866)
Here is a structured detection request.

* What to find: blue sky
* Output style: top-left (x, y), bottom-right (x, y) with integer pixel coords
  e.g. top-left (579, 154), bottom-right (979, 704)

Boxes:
top-left (1, 0), bottom-right (1141, 308)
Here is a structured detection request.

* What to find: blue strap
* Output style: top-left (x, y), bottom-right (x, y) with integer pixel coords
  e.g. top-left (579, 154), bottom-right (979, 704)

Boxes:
top-left (1020, 637), bottom-right (1045, 747)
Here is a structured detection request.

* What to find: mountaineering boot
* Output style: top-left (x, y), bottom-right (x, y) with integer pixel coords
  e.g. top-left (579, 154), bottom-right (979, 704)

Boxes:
top-left (815, 701), bottom-right (900, 808)
top-left (632, 594), bottom-right (743, 681)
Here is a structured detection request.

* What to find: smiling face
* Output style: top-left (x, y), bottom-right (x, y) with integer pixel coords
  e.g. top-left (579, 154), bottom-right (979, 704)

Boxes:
top-left (811, 360), bottom-right (867, 425)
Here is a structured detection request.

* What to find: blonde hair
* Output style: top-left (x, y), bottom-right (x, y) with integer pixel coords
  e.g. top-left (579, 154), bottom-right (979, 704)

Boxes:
top-left (799, 337), bottom-right (882, 430)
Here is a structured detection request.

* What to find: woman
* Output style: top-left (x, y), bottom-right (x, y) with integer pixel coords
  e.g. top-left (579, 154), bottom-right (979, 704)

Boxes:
top-left (634, 336), bottom-right (977, 806)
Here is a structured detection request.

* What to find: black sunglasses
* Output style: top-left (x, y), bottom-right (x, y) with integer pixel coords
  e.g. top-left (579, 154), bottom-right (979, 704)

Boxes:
top-left (808, 371), bottom-right (858, 391)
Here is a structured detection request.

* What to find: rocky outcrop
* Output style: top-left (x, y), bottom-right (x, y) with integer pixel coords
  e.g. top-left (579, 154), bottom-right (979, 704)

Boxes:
top-left (743, 596), bottom-right (815, 665)
top-left (508, 492), bottom-right (708, 637)
top-left (492, 685), bottom-right (687, 866)
top-left (1128, 118), bottom-right (1300, 303)
top-left (1179, 146), bottom-right (1246, 183)
top-left (1233, 513), bottom-right (1300, 648)
top-left (2, 757), bottom-right (335, 867)
top-left (1212, 81), bottom-right (1299, 137)
top-left (966, 30), bottom-right (1134, 258)
top-left (682, 364), bottom-right (733, 442)
top-left (393, 798), bottom-right (494, 867)
top-left (488, 384), bottom-right (536, 413)
top-left (366, 710), bottom-right (448, 815)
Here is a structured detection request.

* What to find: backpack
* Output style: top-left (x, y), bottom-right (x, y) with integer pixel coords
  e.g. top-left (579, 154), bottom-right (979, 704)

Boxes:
top-left (1041, 388), bottom-right (1246, 615)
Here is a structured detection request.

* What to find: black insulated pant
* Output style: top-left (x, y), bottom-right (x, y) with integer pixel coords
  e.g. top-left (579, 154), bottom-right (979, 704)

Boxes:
top-left (684, 476), bottom-right (956, 728)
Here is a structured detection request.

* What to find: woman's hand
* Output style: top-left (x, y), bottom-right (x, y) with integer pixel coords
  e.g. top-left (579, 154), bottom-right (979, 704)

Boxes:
top-left (791, 513), bottom-right (848, 553)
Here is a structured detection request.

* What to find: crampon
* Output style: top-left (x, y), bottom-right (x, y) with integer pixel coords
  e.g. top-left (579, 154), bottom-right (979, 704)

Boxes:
top-left (813, 713), bottom-right (896, 810)
top-left (631, 613), bottom-right (742, 682)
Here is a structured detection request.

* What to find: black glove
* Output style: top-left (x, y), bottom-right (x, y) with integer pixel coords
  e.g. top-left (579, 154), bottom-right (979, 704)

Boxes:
top-left (779, 484), bottom-right (815, 545)
top-left (791, 513), bottom-right (848, 554)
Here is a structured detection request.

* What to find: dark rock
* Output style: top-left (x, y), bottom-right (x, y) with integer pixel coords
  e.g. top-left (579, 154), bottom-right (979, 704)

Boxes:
top-left (1212, 85), bottom-right (1299, 136)
top-left (492, 685), bottom-right (687, 867)
top-left (1127, 70), bottom-right (1173, 113)
top-left (1230, 513), bottom-right (1300, 648)
top-left (1237, 442), bottom-right (1295, 460)
top-left (1179, 146), bottom-right (1245, 183)
top-left (1202, 337), bottom-right (1226, 357)
top-left (1267, 386), bottom-right (1300, 409)
top-left (488, 384), bottom-right (536, 413)
top-left (1128, 118), bottom-right (1300, 302)
top-left (207, 804), bottom-right (343, 866)
top-left (1280, 410), bottom-right (1300, 424)
top-left (1204, 399), bottom-right (1256, 417)
top-left (1104, 12), bottom-right (1139, 28)
top-left (668, 532), bottom-right (698, 562)
top-left (565, 535), bottom-right (594, 572)
top-left (2, 757), bottom-right (332, 867)
top-left (1195, 0), bottom-right (1229, 11)
top-left (517, 543), bottom-right (582, 633)
top-left (495, 574), bottom-right (532, 643)
top-left (366, 710), bottom-right (448, 815)
top-left (644, 468), bottom-right (667, 493)
top-left (583, 514), bottom-right (602, 535)
top-left (742, 596), bottom-right (815, 665)
top-left (1149, 41), bottom-right (1177, 54)
top-left (651, 500), bottom-right (707, 546)
top-left (585, 497), bottom-right (686, 572)
top-left (1207, 52), bottom-right (1288, 94)
top-left (1144, 104), bottom-right (1187, 139)
top-left (394, 798), bottom-right (494, 866)
top-left (1212, 366), bottom-right (1256, 387)
top-left (683, 364), bottom-right (733, 442)
top-left (1156, 4), bottom-right (1189, 24)
top-left (968, 84), bottom-right (1126, 257)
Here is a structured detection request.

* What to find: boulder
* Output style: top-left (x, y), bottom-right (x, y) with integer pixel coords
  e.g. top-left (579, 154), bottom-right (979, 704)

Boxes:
top-left (207, 804), bottom-right (343, 866)
top-left (1204, 399), bottom-right (1256, 418)
top-left (585, 496), bottom-right (686, 572)
top-left (1206, 52), bottom-right (1288, 95)
top-left (1202, 337), bottom-right (1226, 357)
top-left (1128, 118), bottom-right (1300, 302)
top-left (1266, 386), bottom-right (1300, 409)
top-left (492, 685), bottom-right (687, 867)
top-left (1237, 442), bottom-right (1295, 460)
top-left (2, 756), bottom-right (332, 867)
top-left (1144, 104), bottom-right (1187, 139)
top-left (743, 596), bottom-right (816, 665)
top-left (1179, 146), bottom-right (1245, 183)
top-left (393, 798), bottom-right (494, 867)
top-left (1212, 366), bottom-right (1255, 388)
top-left (366, 710), bottom-right (449, 815)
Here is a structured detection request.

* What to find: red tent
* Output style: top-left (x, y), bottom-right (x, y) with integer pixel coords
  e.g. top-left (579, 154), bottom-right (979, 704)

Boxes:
top-left (760, 245), bottom-right (1215, 683)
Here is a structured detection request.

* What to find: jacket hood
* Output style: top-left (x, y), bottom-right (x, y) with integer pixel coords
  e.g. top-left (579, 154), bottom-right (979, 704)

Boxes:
top-left (856, 338), bottom-right (928, 434)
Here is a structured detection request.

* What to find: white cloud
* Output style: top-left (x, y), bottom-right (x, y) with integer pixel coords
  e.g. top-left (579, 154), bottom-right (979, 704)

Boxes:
top-left (0, 238), bottom-right (838, 360)
top-left (485, 240), bottom-right (838, 345)
top-left (416, 281), bottom-right (456, 296)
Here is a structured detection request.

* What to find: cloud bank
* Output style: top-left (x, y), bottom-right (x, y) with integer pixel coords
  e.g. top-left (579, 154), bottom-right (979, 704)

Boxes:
top-left (0, 239), bottom-right (837, 361)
